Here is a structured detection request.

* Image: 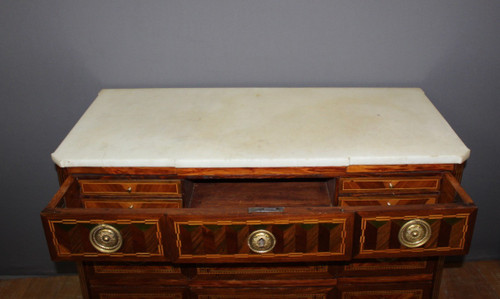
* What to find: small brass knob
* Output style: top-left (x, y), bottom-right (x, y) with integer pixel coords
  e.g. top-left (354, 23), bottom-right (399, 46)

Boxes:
top-left (127, 187), bottom-right (132, 193)
top-left (89, 224), bottom-right (123, 253)
top-left (248, 230), bottom-right (276, 254)
top-left (398, 219), bottom-right (431, 248)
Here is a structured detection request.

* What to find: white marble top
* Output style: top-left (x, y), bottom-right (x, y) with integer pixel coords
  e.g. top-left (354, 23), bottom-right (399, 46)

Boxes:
top-left (52, 88), bottom-right (470, 168)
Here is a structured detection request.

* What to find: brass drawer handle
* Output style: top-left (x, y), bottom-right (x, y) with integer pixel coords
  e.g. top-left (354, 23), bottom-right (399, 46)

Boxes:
top-left (89, 224), bottom-right (123, 253)
top-left (398, 219), bottom-right (431, 248)
top-left (248, 230), bottom-right (276, 254)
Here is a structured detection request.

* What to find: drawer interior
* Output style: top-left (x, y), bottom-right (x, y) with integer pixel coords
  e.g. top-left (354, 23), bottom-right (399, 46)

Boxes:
top-left (185, 179), bottom-right (335, 208)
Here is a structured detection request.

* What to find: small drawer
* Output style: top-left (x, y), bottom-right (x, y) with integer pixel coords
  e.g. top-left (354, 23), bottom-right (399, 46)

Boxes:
top-left (42, 177), bottom-right (168, 261)
top-left (340, 258), bottom-right (435, 277)
top-left (91, 287), bottom-right (187, 299)
top-left (338, 282), bottom-right (432, 299)
top-left (83, 262), bottom-right (187, 286)
top-left (339, 177), bottom-right (440, 193)
top-left (83, 199), bottom-right (182, 209)
top-left (338, 195), bottom-right (437, 207)
top-left (191, 287), bottom-right (335, 298)
top-left (194, 263), bottom-right (334, 281)
top-left (79, 180), bottom-right (181, 197)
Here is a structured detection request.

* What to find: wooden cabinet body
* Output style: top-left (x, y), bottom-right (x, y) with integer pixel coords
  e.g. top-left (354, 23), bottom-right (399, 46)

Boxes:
top-left (41, 88), bottom-right (476, 298)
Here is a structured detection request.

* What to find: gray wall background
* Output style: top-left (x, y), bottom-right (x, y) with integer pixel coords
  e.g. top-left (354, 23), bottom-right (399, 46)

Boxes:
top-left (1, 1), bottom-right (499, 275)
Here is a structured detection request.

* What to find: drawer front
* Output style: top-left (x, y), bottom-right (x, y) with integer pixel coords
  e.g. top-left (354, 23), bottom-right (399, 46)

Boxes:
top-left (84, 262), bottom-right (186, 285)
top-left (79, 180), bottom-right (181, 196)
top-left (167, 209), bottom-right (354, 263)
top-left (91, 287), bottom-right (186, 299)
top-left (42, 215), bottom-right (166, 261)
top-left (191, 287), bottom-right (335, 299)
top-left (193, 263), bottom-right (334, 283)
top-left (340, 258), bottom-right (435, 277)
top-left (338, 196), bottom-right (436, 207)
top-left (83, 199), bottom-right (182, 209)
top-left (355, 207), bottom-right (476, 259)
top-left (338, 284), bottom-right (431, 299)
top-left (339, 177), bottom-right (440, 193)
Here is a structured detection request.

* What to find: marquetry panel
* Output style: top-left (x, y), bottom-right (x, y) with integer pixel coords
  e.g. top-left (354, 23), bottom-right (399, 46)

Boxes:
top-left (99, 293), bottom-right (182, 299)
top-left (357, 213), bottom-right (473, 258)
top-left (93, 263), bottom-right (181, 274)
top-left (341, 289), bottom-right (423, 299)
top-left (83, 199), bottom-right (182, 209)
top-left (172, 218), bottom-right (350, 261)
top-left (338, 196), bottom-right (436, 207)
top-left (92, 288), bottom-right (185, 299)
top-left (79, 180), bottom-right (181, 197)
top-left (46, 219), bottom-right (163, 258)
top-left (193, 287), bottom-right (334, 299)
top-left (197, 265), bottom-right (329, 275)
top-left (339, 177), bottom-right (440, 193)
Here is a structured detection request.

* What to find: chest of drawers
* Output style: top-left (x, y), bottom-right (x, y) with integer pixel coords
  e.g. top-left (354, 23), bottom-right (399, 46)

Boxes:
top-left (41, 88), bottom-right (476, 298)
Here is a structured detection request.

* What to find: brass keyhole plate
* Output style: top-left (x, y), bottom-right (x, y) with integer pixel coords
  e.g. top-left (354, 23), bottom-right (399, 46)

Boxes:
top-left (248, 229), bottom-right (276, 254)
top-left (89, 224), bottom-right (123, 253)
top-left (398, 219), bottom-right (431, 248)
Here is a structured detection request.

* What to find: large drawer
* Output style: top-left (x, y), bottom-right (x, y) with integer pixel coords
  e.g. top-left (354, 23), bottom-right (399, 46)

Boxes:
top-left (350, 173), bottom-right (477, 259)
top-left (165, 207), bottom-right (354, 263)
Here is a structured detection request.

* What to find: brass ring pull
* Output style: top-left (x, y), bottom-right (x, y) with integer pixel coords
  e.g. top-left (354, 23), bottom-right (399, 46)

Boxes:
top-left (398, 219), bottom-right (431, 248)
top-left (89, 224), bottom-right (123, 253)
top-left (248, 230), bottom-right (276, 254)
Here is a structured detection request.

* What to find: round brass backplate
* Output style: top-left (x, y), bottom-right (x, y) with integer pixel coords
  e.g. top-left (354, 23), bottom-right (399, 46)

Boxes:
top-left (398, 219), bottom-right (431, 248)
top-left (89, 224), bottom-right (123, 253)
top-left (248, 229), bottom-right (276, 254)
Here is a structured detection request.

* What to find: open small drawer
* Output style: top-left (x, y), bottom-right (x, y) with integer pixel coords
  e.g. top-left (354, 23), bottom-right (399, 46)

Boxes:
top-left (41, 177), bottom-right (172, 261)
top-left (350, 173), bottom-right (477, 259)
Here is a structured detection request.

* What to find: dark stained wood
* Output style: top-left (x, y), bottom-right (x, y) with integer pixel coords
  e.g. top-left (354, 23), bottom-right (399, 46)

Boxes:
top-left (77, 262), bottom-right (91, 299)
top-left (83, 199), bottom-right (182, 209)
top-left (190, 286), bottom-right (336, 297)
top-left (347, 164), bottom-right (455, 173)
top-left (337, 281), bottom-right (433, 299)
top-left (338, 273), bottom-right (434, 283)
top-left (177, 167), bottom-right (348, 178)
top-left (63, 164), bottom-right (458, 179)
top-left (66, 167), bottom-right (178, 176)
top-left (354, 205), bottom-right (477, 259)
top-left (431, 257), bottom-right (445, 299)
top-left (452, 163), bottom-right (465, 183)
top-left (339, 258), bottom-right (436, 277)
top-left (79, 179), bottom-right (181, 196)
top-left (339, 176), bottom-right (441, 193)
top-left (338, 195), bottom-right (437, 207)
top-left (189, 179), bottom-right (333, 208)
top-left (444, 173), bottom-right (474, 205)
top-left (166, 209), bottom-right (354, 263)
